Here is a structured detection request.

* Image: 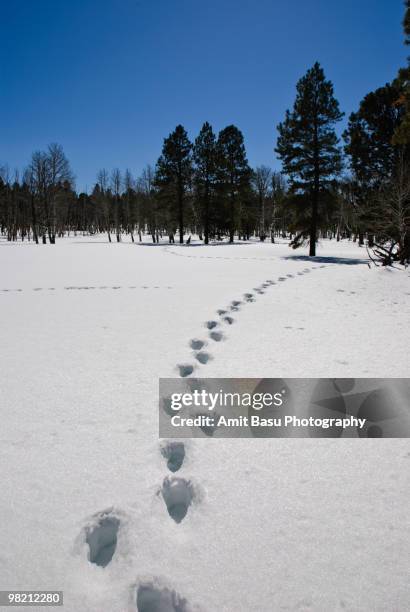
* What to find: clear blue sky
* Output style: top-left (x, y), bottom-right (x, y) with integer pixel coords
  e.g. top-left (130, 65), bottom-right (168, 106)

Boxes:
top-left (0, 0), bottom-right (407, 191)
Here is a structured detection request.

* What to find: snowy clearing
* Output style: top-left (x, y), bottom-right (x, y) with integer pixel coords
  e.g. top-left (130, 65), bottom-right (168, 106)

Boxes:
top-left (0, 236), bottom-right (409, 612)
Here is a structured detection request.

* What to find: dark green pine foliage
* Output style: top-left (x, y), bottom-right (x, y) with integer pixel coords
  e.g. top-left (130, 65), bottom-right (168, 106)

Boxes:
top-left (155, 125), bottom-right (192, 243)
top-left (394, 1), bottom-right (410, 145)
top-left (344, 82), bottom-right (406, 186)
top-left (344, 82), bottom-right (407, 242)
top-left (217, 125), bottom-right (251, 243)
top-left (276, 62), bottom-right (343, 256)
top-left (193, 122), bottom-right (217, 244)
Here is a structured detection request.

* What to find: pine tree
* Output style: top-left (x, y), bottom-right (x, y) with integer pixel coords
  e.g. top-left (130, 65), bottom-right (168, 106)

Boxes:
top-left (193, 122), bottom-right (217, 244)
top-left (393, 1), bottom-right (410, 145)
top-left (344, 82), bottom-right (408, 244)
top-left (217, 125), bottom-right (251, 243)
top-left (155, 125), bottom-right (192, 244)
top-left (276, 62), bottom-right (343, 256)
top-left (344, 83), bottom-right (405, 186)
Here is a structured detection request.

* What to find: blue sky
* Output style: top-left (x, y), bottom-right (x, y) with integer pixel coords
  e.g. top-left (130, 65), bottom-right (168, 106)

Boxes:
top-left (0, 0), bottom-right (407, 191)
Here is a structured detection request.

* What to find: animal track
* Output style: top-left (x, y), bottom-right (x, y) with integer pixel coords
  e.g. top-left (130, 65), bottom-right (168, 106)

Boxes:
top-left (177, 364), bottom-right (194, 378)
top-left (85, 511), bottom-right (120, 567)
top-left (195, 351), bottom-right (211, 364)
top-left (190, 339), bottom-right (205, 351)
top-left (161, 397), bottom-right (174, 416)
top-left (161, 442), bottom-right (185, 472)
top-left (206, 320), bottom-right (218, 330)
top-left (175, 263), bottom-right (326, 376)
top-left (0, 285), bottom-right (175, 293)
top-left (209, 331), bottom-right (223, 342)
top-left (161, 477), bottom-right (194, 523)
top-left (136, 583), bottom-right (189, 612)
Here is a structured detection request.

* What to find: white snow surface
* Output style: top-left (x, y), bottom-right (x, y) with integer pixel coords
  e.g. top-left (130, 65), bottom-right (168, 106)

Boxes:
top-left (0, 235), bottom-right (409, 612)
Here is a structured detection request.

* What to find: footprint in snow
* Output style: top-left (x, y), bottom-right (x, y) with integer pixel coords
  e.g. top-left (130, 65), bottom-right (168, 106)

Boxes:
top-left (195, 351), bottom-right (211, 364)
top-left (209, 331), bottom-right (224, 342)
top-left (206, 320), bottom-right (218, 330)
top-left (177, 364), bottom-right (194, 378)
top-left (244, 293), bottom-right (255, 302)
top-left (190, 339), bottom-right (205, 351)
top-left (161, 441), bottom-right (185, 473)
top-left (161, 477), bottom-right (194, 523)
top-left (217, 309), bottom-right (227, 316)
top-left (85, 510), bottom-right (120, 568)
top-left (136, 582), bottom-right (189, 612)
top-left (223, 316), bottom-right (234, 325)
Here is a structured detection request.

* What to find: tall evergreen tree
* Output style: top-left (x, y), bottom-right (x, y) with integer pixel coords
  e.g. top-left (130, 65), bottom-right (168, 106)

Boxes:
top-left (394, 1), bottom-right (410, 145)
top-left (193, 122), bottom-right (217, 244)
top-left (276, 62), bottom-right (343, 256)
top-left (217, 125), bottom-right (251, 243)
top-left (344, 83), bottom-right (405, 184)
top-left (344, 82), bottom-right (408, 243)
top-left (155, 125), bottom-right (192, 244)
top-left (405, 0), bottom-right (410, 45)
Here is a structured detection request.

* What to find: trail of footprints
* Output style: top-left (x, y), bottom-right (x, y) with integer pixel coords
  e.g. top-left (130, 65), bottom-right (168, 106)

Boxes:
top-left (1, 285), bottom-right (173, 293)
top-left (80, 264), bottom-right (328, 610)
top-left (83, 439), bottom-right (193, 610)
top-left (177, 265), bottom-right (328, 377)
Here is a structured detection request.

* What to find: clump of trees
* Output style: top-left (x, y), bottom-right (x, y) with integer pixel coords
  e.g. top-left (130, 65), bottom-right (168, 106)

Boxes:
top-left (1, 126), bottom-right (286, 246)
top-left (1, 3), bottom-right (409, 264)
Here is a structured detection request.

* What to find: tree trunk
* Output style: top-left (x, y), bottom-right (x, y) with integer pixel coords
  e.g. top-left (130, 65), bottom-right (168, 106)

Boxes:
top-left (229, 190), bottom-right (235, 244)
top-left (178, 174), bottom-right (184, 244)
top-left (204, 182), bottom-right (209, 245)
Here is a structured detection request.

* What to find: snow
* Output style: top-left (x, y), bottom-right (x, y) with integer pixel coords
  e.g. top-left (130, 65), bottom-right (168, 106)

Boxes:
top-left (0, 235), bottom-right (409, 611)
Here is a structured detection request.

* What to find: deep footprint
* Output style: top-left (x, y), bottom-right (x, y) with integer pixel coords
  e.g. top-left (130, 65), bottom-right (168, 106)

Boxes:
top-left (223, 316), bottom-right (234, 325)
top-left (86, 512), bottom-right (120, 567)
top-left (161, 477), bottom-right (194, 523)
top-left (217, 309), bottom-right (227, 316)
top-left (177, 364), bottom-right (194, 378)
top-left (195, 351), bottom-right (211, 364)
top-left (161, 442), bottom-right (185, 472)
top-left (209, 331), bottom-right (223, 342)
top-left (190, 339), bottom-right (205, 351)
top-left (206, 321), bottom-right (218, 330)
top-left (136, 583), bottom-right (189, 612)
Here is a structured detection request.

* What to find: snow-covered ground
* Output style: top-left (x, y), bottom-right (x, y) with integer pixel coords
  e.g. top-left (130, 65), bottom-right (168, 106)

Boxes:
top-left (0, 235), bottom-right (409, 611)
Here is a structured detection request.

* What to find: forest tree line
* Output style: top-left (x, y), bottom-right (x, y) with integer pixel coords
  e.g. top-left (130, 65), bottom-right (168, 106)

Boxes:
top-left (1, 2), bottom-right (409, 263)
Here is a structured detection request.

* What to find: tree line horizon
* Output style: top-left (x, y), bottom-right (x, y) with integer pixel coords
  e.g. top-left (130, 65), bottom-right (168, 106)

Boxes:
top-left (1, 3), bottom-right (409, 264)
